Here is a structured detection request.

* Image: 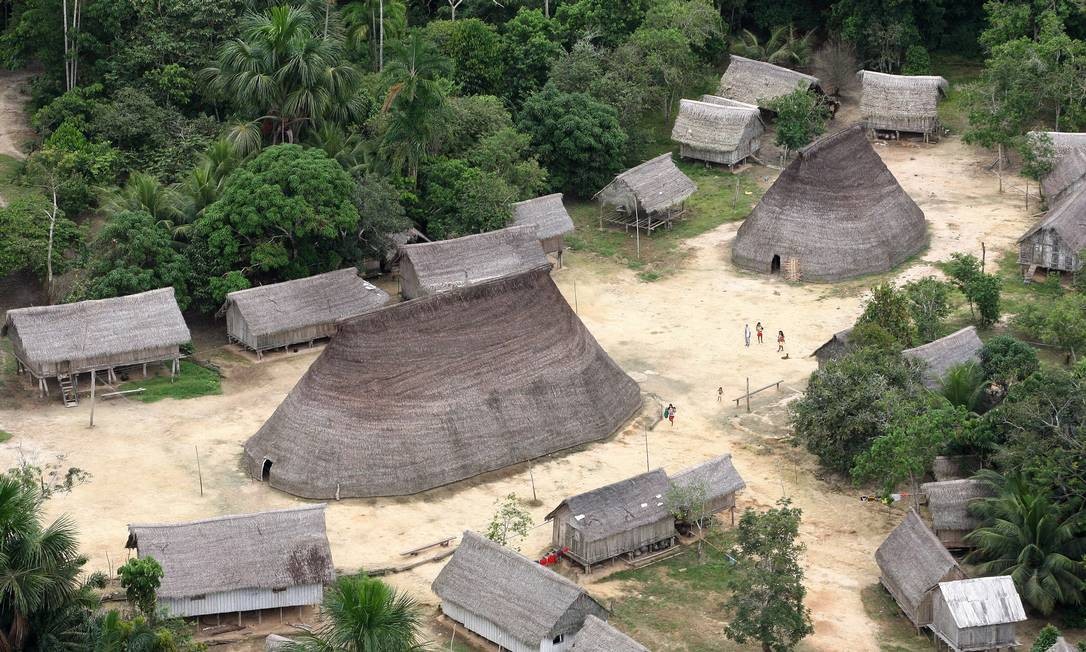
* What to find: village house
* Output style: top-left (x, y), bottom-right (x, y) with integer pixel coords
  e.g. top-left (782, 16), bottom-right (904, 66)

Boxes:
top-left (929, 577), bottom-right (1027, 651)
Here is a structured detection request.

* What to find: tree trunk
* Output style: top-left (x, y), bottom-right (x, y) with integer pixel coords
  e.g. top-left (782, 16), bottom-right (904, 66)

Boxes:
top-left (997, 143), bottom-right (1004, 193)
top-left (544, 0), bottom-right (549, 17)
top-left (379, 0), bottom-right (384, 71)
top-left (46, 188), bottom-right (58, 303)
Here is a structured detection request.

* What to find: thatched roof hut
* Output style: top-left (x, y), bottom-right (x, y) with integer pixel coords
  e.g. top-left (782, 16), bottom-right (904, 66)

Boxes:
top-left (3, 288), bottom-right (190, 391)
top-left (732, 126), bottom-right (927, 281)
top-left (545, 469), bottom-right (675, 570)
top-left (126, 504), bottom-right (335, 618)
top-left (220, 268), bottom-right (390, 355)
top-left (1041, 148), bottom-right (1086, 205)
top-left (932, 455), bottom-right (982, 482)
top-left (717, 55), bottom-right (821, 109)
top-left (1029, 130), bottom-right (1086, 156)
top-left (244, 266), bottom-right (641, 499)
top-left (930, 577), bottom-right (1026, 651)
top-left (397, 225), bottom-right (548, 300)
top-left (812, 327), bottom-right (853, 367)
top-left (432, 531), bottom-right (608, 652)
top-left (596, 154), bottom-right (697, 232)
top-left (902, 326), bottom-right (984, 389)
top-left (511, 193), bottom-right (575, 256)
top-left (857, 70), bottom-right (948, 138)
top-left (672, 453), bottom-right (746, 514)
top-left (875, 510), bottom-right (966, 627)
top-left (672, 98), bottom-right (765, 166)
top-left (570, 615), bottom-right (648, 652)
top-left (1018, 183), bottom-right (1086, 274)
top-left (921, 479), bottom-right (993, 550)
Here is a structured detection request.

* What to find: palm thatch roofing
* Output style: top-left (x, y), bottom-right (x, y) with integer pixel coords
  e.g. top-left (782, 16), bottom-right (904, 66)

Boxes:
top-left (811, 327), bottom-right (853, 358)
top-left (1019, 183), bottom-right (1086, 256)
top-left (125, 505), bottom-right (335, 599)
top-left (1041, 148), bottom-right (1086, 204)
top-left (876, 510), bottom-right (964, 621)
top-left (1047, 637), bottom-right (1079, 652)
top-left (671, 98), bottom-right (763, 154)
top-left (672, 453), bottom-right (746, 500)
top-left (432, 531), bottom-right (607, 647)
top-left (732, 125), bottom-right (928, 281)
top-left (1029, 131), bottom-right (1086, 156)
top-left (936, 577), bottom-right (1027, 628)
top-left (220, 268), bottom-right (389, 336)
top-left (921, 479), bottom-right (992, 532)
top-left (596, 154), bottom-right (697, 215)
top-left (511, 193), bottom-right (575, 241)
top-left (857, 70), bottom-right (948, 123)
top-left (398, 225), bottom-right (548, 297)
top-left (699, 94), bottom-right (760, 109)
top-left (570, 615), bottom-right (648, 652)
top-left (902, 326), bottom-right (984, 389)
top-left (2, 288), bottom-right (190, 369)
top-left (544, 469), bottom-right (672, 541)
top-left (717, 55), bottom-right (821, 108)
top-left (244, 266), bottom-right (641, 498)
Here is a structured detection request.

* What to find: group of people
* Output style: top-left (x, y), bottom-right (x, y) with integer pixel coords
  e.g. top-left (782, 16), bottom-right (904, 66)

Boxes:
top-left (743, 321), bottom-right (785, 352)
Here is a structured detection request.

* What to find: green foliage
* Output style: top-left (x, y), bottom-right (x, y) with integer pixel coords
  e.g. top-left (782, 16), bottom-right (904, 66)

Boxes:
top-left (29, 121), bottom-right (120, 216)
top-left (849, 322), bottom-right (899, 352)
top-left (944, 253), bottom-right (1001, 327)
top-left (548, 39), bottom-right (651, 135)
top-left (499, 9), bottom-right (563, 106)
top-left (856, 283), bottom-right (917, 348)
top-left (484, 494), bottom-right (533, 551)
top-left (628, 26), bottom-right (698, 120)
top-left (118, 557), bottom-right (163, 620)
top-left (830, 0), bottom-right (926, 72)
top-left (6, 457), bottom-right (92, 499)
top-left (642, 0), bottom-right (726, 63)
top-left (765, 88), bottom-right (830, 158)
top-left (118, 361), bottom-right (221, 403)
top-left (731, 24), bottom-right (812, 66)
top-left (31, 84), bottom-right (103, 135)
top-left (426, 19), bottom-right (504, 97)
top-left (1013, 294), bottom-right (1086, 362)
top-left (91, 609), bottom-right (203, 652)
top-left (940, 362), bottom-right (987, 413)
top-left (0, 194), bottom-right (82, 283)
top-left (518, 84), bottom-right (628, 197)
top-left (420, 158), bottom-right (513, 239)
top-left (725, 498), bottom-right (813, 652)
top-left (979, 335), bottom-right (1039, 389)
top-left (902, 277), bottom-right (953, 343)
top-left (555, 0), bottom-right (651, 48)
top-left (285, 575), bottom-right (424, 652)
top-left (1020, 132), bottom-right (1056, 182)
top-left (790, 348), bottom-right (925, 475)
top-left (902, 44), bottom-right (932, 74)
top-left (1031, 624), bottom-right (1061, 652)
top-left (351, 172), bottom-right (410, 261)
top-left (665, 480), bottom-right (710, 529)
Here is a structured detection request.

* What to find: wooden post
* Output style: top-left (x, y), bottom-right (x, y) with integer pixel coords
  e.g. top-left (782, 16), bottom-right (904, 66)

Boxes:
top-left (528, 462), bottom-right (537, 503)
top-left (644, 428), bottom-right (649, 472)
top-left (89, 371), bottom-right (96, 428)
top-left (745, 377), bottom-right (750, 413)
top-left (142, 363), bottom-right (147, 378)
top-left (732, 176), bottom-right (740, 208)
top-left (981, 242), bottom-right (986, 272)
top-left (573, 280), bottom-right (578, 314)
top-left (195, 445), bottom-right (203, 497)
top-left (634, 203), bottom-right (641, 260)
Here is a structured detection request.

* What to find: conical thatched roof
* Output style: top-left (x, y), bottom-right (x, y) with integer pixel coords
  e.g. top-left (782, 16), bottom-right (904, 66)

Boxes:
top-left (672, 453), bottom-right (746, 500)
top-left (2, 288), bottom-right (190, 368)
top-left (902, 326), bottom-right (984, 389)
top-left (672, 98), bottom-right (763, 155)
top-left (244, 266), bottom-right (641, 498)
top-left (511, 193), bottom-right (575, 241)
top-left (1019, 184), bottom-right (1086, 263)
top-left (936, 577), bottom-right (1027, 628)
top-left (544, 469), bottom-right (672, 542)
top-left (1041, 148), bottom-right (1086, 205)
top-left (220, 268), bottom-right (389, 336)
top-left (433, 532), bottom-right (607, 648)
top-left (921, 479), bottom-right (992, 532)
top-left (398, 225), bottom-right (548, 298)
top-left (126, 505), bottom-right (335, 599)
top-left (596, 154), bottom-right (697, 215)
top-left (570, 615), bottom-right (648, 652)
top-left (732, 126), bottom-right (927, 281)
top-left (857, 71), bottom-right (947, 125)
top-left (876, 510), bottom-right (965, 625)
top-left (717, 55), bottom-right (820, 108)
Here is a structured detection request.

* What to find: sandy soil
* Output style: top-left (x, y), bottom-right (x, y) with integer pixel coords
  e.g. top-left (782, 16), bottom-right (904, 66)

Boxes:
top-left (0, 135), bottom-right (1036, 651)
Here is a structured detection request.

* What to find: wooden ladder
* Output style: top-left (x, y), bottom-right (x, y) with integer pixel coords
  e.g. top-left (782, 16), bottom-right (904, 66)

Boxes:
top-left (784, 257), bottom-right (801, 282)
top-left (57, 374), bottom-right (78, 408)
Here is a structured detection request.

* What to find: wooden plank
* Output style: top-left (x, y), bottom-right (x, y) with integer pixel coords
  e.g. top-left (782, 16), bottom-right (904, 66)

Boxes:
top-left (101, 388), bottom-right (145, 399)
top-left (371, 547), bottom-right (457, 577)
top-left (733, 380), bottom-right (784, 405)
top-left (400, 536), bottom-right (456, 557)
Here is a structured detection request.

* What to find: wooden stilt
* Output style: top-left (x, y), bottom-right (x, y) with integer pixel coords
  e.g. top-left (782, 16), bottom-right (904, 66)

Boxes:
top-left (143, 363), bottom-right (147, 378)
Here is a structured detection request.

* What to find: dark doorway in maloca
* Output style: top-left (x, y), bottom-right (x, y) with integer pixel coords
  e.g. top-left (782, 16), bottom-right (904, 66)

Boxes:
top-left (261, 458), bottom-right (273, 482)
top-left (771, 255), bottom-right (781, 274)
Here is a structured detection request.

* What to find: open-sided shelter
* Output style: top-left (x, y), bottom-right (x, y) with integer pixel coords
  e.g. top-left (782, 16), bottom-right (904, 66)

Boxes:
top-left (921, 479), bottom-right (992, 550)
top-left (671, 453), bottom-right (746, 517)
top-left (244, 266), bottom-right (641, 499)
top-left (220, 268), bottom-right (389, 357)
top-left (596, 154), bottom-right (697, 233)
top-left (929, 577), bottom-right (1026, 651)
top-left (671, 98), bottom-right (764, 166)
top-left (432, 531), bottom-right (608, 652)
top-left (1019, 183), bottom-right (1086, 275)
top-left (3, 287), bottom-right (190, 401)
top-left (511, 194), bottom-right (575, 263)
top-left (812, 327), bottom-right (853, 367)
top-left (876, 510), bottom-right (967, 627)
top-left (569, 615), bottom-right (648, 652)
top-left (857, 70), bottom-right (948, 139)
top-left (125, 504), bottom-right (335, 619)
top-left (545, 469), bottom-right (675, 572)
top-left (717, 55), bottom-right (822, 109)
top-left (397, 225), bottom-right (548, 300)
top-left (902, 326), bottom-right (984, 389)
top-left (732, 126), bottom-right (927, 281)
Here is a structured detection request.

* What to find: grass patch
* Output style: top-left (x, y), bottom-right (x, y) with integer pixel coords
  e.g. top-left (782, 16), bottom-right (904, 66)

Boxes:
top-left (861, 584), bottom-right (933, 652)
top-left (118, 360), bottom-right (222, 403)
top-left (0, 154), bottom-right (30, 204)
top-left (566, 160), bottom-right (764, 281)
top-left (0, 431), bottom-right (11, 443)
top-left (931, 53), bottom-right (983, 134)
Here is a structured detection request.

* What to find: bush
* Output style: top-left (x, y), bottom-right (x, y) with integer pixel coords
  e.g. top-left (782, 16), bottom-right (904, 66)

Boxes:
top-left (902, 44), bottom-right (931, 74)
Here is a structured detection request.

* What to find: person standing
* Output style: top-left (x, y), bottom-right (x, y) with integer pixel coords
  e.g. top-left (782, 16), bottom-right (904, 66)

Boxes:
top-left (717, 386), bottom-right (723, 402)
top-left (756, 322), bottom-right (764, 343)
top-left (744, 323), bottom-right (752, 347)
top-left (668, 404), bottom-right (676, 426)
top-left (777, 330), bottom-right (786, 353)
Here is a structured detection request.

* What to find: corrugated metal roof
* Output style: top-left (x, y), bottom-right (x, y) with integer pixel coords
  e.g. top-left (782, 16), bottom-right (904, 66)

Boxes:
top-left (938, 577), bottom-right (1027, 628)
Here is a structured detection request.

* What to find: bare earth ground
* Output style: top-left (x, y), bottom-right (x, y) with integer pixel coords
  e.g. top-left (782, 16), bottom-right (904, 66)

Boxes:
top-left (0, 136), bottom-right (1039, 651)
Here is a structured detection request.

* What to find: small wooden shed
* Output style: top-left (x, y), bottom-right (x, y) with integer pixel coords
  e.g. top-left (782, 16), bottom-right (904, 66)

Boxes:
top-left (397, 225), bottom-right (548, 300)
top-left (220, 268), bottom-right (390, 357)
top-left (671, 97), bottom-right (764, 166)
top-left (595, 154), bottom-right (697, 234)
top-left (432, 531), bottom-right (608, 652)
top-left (2, 287), bottom-right (190, 402)
top-left (857, 70), bottom-right (948, 139)
top-left (671, 453), bottom-right (746, 517)
top-left (876, 510), bottom-right (967, 627)
top-left (811, 327), bottom-right (853, 367)
top-left (922, 479), bottom-right (993, 550)
top-left (1018, 184), bottom-right (1086, 275)
top-left (126, 504), bottom-right (335, 619)
top-left (569, 615), bottom-right (648, 652)
top-left (902, 326), bottom-right (984, 389)
top-left (511, 193), bottom-right (575, 264)
top-left (545, 469), bottom-right (676, 571)
top-left (929, 577), bottom-right (1026, 651)
top-left (717, 55), bottom-right (822, 110)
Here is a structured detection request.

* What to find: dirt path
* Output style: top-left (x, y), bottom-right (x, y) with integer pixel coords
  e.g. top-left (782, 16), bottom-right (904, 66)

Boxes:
top-left (0, 137), bottom-right (1034, 651)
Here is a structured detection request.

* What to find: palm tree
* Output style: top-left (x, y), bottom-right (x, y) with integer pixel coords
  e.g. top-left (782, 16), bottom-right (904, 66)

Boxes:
top-left (178, 139), bottom-right (243, 224)
top-left (965, 471), bottom-right (1086, 615)
top-left (380, 32), bottom-right (451, 182)
top-left (286, 575), bottom-right (426, 651)
top-left (940, 361), bottom-right (987, 412)
top-left (731, 25), bottom-right (813, 67)
top-left (104, 173), bottom-right (188, 239)
top-left (342, 0), bottom-right (407, 71)
top-left (202, 5), bottom-right (369, 145)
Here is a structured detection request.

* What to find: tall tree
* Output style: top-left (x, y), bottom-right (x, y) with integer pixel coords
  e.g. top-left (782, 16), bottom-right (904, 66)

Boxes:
top-left (380, 32), bottom-right (452, 182)
top-left (0, 195), bottom-right (81, 302)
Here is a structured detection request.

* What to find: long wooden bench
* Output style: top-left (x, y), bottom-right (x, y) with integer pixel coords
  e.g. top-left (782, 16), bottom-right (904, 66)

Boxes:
top-left (400, 536), bottom-right (456, 557)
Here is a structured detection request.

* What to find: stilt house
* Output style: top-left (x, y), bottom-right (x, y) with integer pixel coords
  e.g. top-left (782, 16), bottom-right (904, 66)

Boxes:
top-left (570, 615), bottom-right (648, 652)
top-left (929, 577), bottom-right (1026, 652)
top-left (921, 479), bottom-right (993, 550)
top-left (902, 326), bottom-right (984, 389)
top-left (717, 55), bottom-right (822, 110)
top-left (857, 70), bottom-right (948, 139)
top-left (511, 194), bottom-right (575, 264)
top-left (595, 154), bottom-right (697, 233)
top-left (432, 531), bottom-right (608, 652)
top-left (1018, 184), bottom-right (1086, 275)
top-left (671, 453), bottom-right (746, 516)
top-left (875, 510), bottom-right (967, 627)
top-left (671, 97), bottom-right (764, 165)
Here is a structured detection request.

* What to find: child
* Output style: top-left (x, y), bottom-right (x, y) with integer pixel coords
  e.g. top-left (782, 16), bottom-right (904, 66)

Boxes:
top-left (666, 403), bottom-right (676, 426)
top-left (777, 330), bottom-right (785, 353)
top-left (756, 322), bottom-right (764, 343)
top-left (717, 386), bottom-right (723, 402)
